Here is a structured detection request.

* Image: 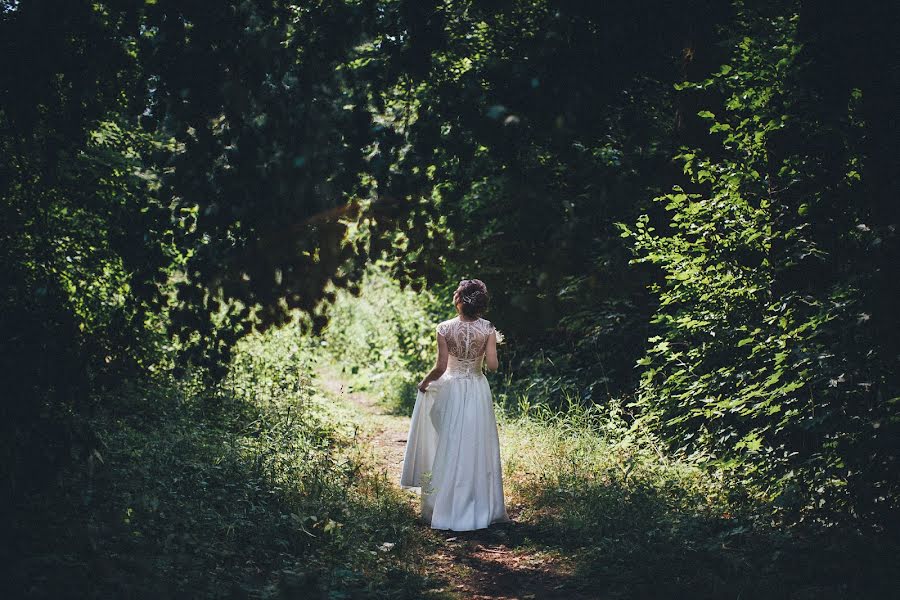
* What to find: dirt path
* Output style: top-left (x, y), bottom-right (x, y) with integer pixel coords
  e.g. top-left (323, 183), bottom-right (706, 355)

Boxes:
top-left (316, 368), bottom-right (586, 600)
top-left (316, 373), bottom-right (409, 485)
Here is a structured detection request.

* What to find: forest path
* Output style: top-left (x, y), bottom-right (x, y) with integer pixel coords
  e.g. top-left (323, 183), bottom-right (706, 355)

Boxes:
top-left (315, 365), bottom-right (585, 600)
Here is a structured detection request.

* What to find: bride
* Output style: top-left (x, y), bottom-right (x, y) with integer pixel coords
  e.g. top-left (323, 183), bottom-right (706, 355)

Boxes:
top-left (399, 279), bottom-right (510, 531)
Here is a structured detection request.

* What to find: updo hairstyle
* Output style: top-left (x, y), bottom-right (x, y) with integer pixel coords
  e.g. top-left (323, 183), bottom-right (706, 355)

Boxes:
top-left (454, 279), bottom-right (489, 318)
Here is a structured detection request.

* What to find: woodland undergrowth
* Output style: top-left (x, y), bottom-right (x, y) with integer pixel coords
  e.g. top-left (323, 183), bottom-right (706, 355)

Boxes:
top-left (320, 267), bottom-right (899, 599)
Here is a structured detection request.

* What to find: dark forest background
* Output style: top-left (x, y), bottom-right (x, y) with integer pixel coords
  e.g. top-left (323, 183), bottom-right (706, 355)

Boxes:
top-left (2, 1), bottom-right (898, 597)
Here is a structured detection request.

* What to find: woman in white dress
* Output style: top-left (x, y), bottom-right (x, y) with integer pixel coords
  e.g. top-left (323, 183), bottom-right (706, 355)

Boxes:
top-left (399, 279), bottom-right (510, 531)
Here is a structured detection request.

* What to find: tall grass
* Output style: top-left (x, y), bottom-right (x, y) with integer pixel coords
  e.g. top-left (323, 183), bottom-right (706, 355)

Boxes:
top-left (495, 397), bottom-right (897, 598)
top-left (4, 320), bottom-right (435, 599)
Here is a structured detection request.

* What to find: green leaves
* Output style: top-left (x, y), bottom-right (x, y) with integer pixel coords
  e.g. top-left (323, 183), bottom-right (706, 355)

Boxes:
top-left (625, 5), bottom-right (899, 526)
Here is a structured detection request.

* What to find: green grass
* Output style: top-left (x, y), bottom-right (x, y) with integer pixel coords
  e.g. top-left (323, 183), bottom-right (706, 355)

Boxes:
top-left (8, 305), bottom-right (896, 599)
top-left (4, 326), bottom-right (435, 599)
top-left (495, 403), bottom-right (899, 599)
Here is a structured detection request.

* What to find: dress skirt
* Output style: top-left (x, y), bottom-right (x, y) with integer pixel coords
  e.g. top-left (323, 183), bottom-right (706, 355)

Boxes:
top-left (400, 372), bottom-right (510, 531)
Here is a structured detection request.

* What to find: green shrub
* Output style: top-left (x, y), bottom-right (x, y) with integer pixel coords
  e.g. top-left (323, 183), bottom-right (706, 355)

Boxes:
top-left (622, 10), bottom-right (898, 528)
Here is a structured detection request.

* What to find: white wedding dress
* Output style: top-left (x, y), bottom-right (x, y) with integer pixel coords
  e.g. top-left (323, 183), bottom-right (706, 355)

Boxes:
top-left (400, 316), bottom-right (510, 531)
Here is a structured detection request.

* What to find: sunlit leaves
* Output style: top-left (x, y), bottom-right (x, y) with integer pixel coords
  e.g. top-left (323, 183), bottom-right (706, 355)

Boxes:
top-left (625, 5), bottom-right (898, 526)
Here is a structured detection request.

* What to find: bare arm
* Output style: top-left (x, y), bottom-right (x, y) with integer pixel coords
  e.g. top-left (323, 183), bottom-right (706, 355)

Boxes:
top-left (484, 330), bottom-right (499, 372)
top-left (417, 331), bottom-right (449, 392)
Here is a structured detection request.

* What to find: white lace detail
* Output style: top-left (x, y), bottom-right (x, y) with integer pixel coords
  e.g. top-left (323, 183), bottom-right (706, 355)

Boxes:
top-left (436, 317), bottom-right (495, 378)
top-left (446, 356), bottom-right (483, 377)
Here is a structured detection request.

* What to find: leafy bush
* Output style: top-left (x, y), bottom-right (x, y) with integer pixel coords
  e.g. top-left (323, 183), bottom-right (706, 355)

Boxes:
top-left (1, 118), bottom-right (181, 504)
top-left (622, 10), bottom-right (898, 528)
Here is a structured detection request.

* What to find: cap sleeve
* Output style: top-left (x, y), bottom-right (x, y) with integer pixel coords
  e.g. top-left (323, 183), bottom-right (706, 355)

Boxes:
top-left (436, 321), bottom-right (449, 337)
top-left (486, 320), bottom-right (503, 343)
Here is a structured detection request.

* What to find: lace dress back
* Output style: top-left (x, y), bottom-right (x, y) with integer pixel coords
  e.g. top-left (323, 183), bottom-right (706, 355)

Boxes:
top-left (401, 314), bottom-right (510, 530)
top-left (437, 317), bottom-right (494, 377)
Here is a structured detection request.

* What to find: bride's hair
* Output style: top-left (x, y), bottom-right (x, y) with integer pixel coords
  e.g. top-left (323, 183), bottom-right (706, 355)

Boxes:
top-left (454, 279), bottom-right (489, 318)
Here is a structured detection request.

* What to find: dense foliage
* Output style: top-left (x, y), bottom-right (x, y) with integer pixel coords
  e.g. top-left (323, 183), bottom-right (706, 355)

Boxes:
top-left (3, 1), bottom-right (898, 594)
top-left (364, 0), bottom-right (732, 395)
top-left (623, 6), bottom-right (899, 527)
top-left (1, 0), bottom-right (386, 504)
top-left (351, 1), bottom-right (899, 528)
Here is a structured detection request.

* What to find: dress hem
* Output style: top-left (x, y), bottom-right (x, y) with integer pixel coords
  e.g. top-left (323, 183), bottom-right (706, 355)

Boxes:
top-left (428, 515), bottom-right (512, 532)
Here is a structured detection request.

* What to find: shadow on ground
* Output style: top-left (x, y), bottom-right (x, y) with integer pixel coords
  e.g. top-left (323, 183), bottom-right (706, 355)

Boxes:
top-left (502, 474), bottom-right (900, 599)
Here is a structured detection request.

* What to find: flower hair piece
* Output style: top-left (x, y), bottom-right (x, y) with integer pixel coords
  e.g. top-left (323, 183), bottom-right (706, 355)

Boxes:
top-left (455, 278), bottom-right (489, 317)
